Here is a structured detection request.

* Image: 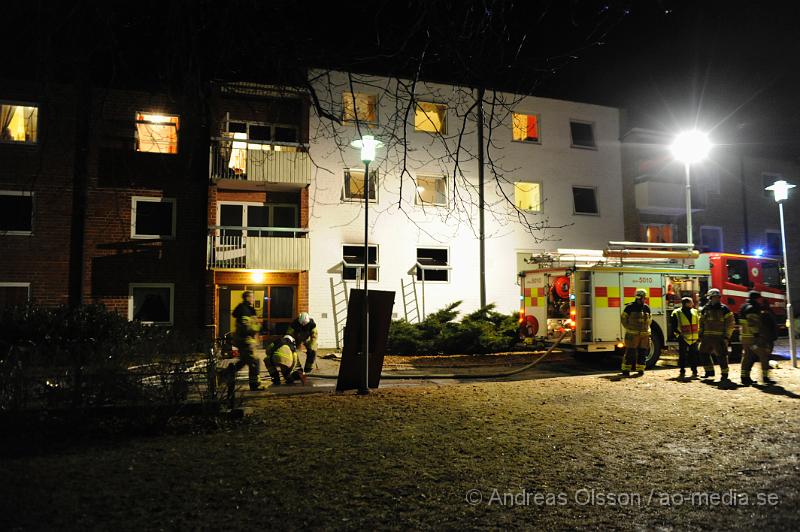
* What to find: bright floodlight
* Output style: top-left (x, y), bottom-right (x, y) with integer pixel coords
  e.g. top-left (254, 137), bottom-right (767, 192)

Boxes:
top-left (671, 130), bottom-right (712, 164)
top-left (350, 135), bottom-right (383, 163)
top-left (766, 179), bottom-right (796, 203)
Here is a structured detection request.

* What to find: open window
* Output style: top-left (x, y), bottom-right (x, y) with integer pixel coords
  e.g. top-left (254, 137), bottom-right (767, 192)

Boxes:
top-left (572, 186), bottom-right (598, 215)
top-left (415, 175), bottom-right (447, 206)
top-left (135, 113), bottom-right (179, 154)
top-left (343, 245), bottom-right (378, 281)
top-left (0, 102), bottom-right (38, 144)
top-left (416, 248), bottom-right (450, 282)
top-left (343, 168), bottom-right (378, 202)
top-left (569, 120), bottom-right (595, 149)
top-left (129, 283), bottom-right (174, 325)
top-left (131, 197), bottom-right (176, 239)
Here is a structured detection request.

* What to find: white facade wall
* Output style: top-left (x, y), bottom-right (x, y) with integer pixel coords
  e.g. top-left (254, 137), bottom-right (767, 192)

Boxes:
top-left (305, 71), bottom-right (624, 347)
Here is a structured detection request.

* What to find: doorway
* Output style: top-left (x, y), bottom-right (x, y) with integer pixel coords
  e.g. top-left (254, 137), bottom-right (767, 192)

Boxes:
top-left (218, 285), bottom-right (296, 340)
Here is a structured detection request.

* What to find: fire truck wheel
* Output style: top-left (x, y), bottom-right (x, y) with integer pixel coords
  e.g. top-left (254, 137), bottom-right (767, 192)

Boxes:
top-left (645, 327), bottom-right (663, 369)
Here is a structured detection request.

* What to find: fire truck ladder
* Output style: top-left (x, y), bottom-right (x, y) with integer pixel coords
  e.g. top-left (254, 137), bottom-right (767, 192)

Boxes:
top-left (577, 270), bottom-right (593, 343)
top-left (329, 277), bottom-right (350, 350)
top-left (400, 276), bottom-right (421, 323)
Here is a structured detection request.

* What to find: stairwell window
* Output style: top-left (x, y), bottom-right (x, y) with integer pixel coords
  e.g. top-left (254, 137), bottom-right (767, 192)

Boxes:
top-left (416, 248), bottom-right (449, 282)
top-left (343, 245), bottom-right (378, 281)
top-left (0, 191), bottom-right (33, 235)
top-left (0, 102), bottom-right (38, 144)
top-left (343, 168), bottom-right (378, 202)
top-left (415, 175), bottom-right (447, 206)
top-left (512, 113), bottom-right (540, 143)
top-left (572, 186), bottom-right (599, 215)
top-left (135, 113), bottom-right (179, 154)
top-left (414, 102), bottom-right (447, 134)
top-left (131, 196), bottom-right (176, 239)
top-left (514, 182), bottom-right (542, 213)
top-left (342, 92), bottom-right (378, 125)
top-left (569, 120), bottom-right (596, 149)
top-left (129, 283), bottom-right (174, 325)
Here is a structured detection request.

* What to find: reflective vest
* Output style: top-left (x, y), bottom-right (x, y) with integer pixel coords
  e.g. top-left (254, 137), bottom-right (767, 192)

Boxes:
top-left (271, 343), bottom-right (299, 369)
top-left (671, 307), bottom-right (699, 342)
top-left (699, 304), bottom-right (735, 339)
top-left (621, 302), bottom-right (652, 336)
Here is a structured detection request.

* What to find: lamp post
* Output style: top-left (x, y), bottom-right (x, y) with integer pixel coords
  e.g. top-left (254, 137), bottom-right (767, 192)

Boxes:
top-left (350, 135), bottom-right (383, 394)
top-left (765, 179), bottom-right (797, 368)
top-left (671, 130), bottom-right (712, 245)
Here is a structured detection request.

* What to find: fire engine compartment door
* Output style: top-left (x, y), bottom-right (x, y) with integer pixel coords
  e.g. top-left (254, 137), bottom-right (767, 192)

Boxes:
top-left (592, 271), bottom-right (623, 342)
top-left (522, 271), bottom-right (548, 337)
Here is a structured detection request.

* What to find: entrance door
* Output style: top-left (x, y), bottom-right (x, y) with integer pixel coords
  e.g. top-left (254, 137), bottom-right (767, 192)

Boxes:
top-left (264, 286), bottom-right (296, 338)
top-left (217, 285), bottom-right (295, 339)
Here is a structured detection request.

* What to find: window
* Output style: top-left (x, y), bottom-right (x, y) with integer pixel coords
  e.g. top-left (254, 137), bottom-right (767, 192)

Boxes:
top-left (762, 261), bottom-right (782, 289)
top-left (0, 103), bottom-right (38, 144)
top-left (0, 282), bottom-right (30, 309)
top-left (416, 248), bottom-right (449, 282)
top-left (415, 175), bottom-right (447, 206)
top-left (343, 245), bottom-right (378, 281)
top-left (414, 102), bottom-right (447, 134)
top-left (342, 92), bottom-right (378, 124)
top-left (512, 113), bottom-right (540, 143)
top-left (763, 173), bottom-right (783, 198)
top-left (514, 182), bottom-right (542, 213)
top-left (726, 258), bottom-right (749, 287)
top-left (218, 202), bottom-right (298, 237)
top-left (135, 113), bottom-right (179, 154)
top-left (131, 197), bottom-right (176, 239)
top-left (227, 120), bottom-right (299, 146)
top-left (569, 120), bottom-right (595, 149)
top-left (0, 191), bottom-right (33, 235)
top-left (699, 226), bottom-right (723, 252)
top-left (572, 186), bottom-right (598, 215)
top-left (129, 283), bottom-right (174, 325)
top-left (765, 231), bottom-right (782, 256)
top-left (641, 223), bottom-right (674, 243)
top-left (343, 168), bottom-right (378, 202)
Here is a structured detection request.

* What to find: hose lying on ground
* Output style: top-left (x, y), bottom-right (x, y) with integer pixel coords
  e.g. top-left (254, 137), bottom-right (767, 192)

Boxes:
top-left (308, 330), bottom-right (569, 381)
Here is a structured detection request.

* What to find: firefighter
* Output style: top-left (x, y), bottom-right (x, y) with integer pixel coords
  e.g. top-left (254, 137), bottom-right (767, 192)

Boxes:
top-left (698, 288), bottom-right (736, 384)
top-left (670, 296), bottom-right (699, 379)
top-left (265, 335), bottom-right (307, 385)
top-left (288, 312), bottom-right (318, 374)
top-left (620, 288), bottom-right (651, 377)
top-left (740, 291), bottom-right (777, 386)
top-left (229, 291), bottom-right (265, 391)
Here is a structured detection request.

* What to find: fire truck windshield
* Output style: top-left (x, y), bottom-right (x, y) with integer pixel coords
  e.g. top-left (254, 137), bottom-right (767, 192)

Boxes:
top-left (761, 261), bottom-right (782, 289)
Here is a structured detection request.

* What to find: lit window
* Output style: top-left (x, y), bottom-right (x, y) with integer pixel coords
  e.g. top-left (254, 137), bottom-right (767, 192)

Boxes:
top-left (343, 168), bottom-right (378, 202)
top-left (0, 103), bottom-right (38, 144)
top-left (416, 175), bottom-right (447, 206)
top-left (343, 92), bottom-right (378, 124)
top-left (343, 245), bottom-right (378, 281)
top-left (570, 120), bottom-right (595, 149)
top-left (0, 191), bottom-right (33, 234)
top-left (514, 182), bottom-right (542, 213)
top-left (135, 113), bottom-right (179, 154)
top-left (131, 196), bottom-right (176, 239)
top-left (414, 102), bottom-right (447, 134)
top-left (572, 186), bottom-right (598, 215)
top-left (129, 284), bottom-right (174, 325)
top-left (416, 248), bottom-right (449, 282)
top-left (641, 224), bottom-right (674, 243)
top-left (512, 113), bottom-right (540, 143)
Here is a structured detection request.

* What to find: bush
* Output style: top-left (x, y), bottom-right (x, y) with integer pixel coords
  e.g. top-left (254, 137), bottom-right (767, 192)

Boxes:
top-left (387, 301), bottom-right (520, 355)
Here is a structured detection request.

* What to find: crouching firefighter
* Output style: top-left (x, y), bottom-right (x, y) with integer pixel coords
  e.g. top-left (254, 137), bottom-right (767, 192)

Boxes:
top-left (265, 335), bottom-right (307, 385)
top-left (620, 288), bottom-right (651, 377)
top-left (740, 291), bottom-right (778, 386)
top-left (288, 312), bottom-right (318, 374)
top-left (698, 288), bottom-right (736, 384)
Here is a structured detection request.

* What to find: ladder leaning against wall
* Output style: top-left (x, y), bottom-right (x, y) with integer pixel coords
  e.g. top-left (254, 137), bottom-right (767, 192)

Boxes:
top-left (329, 277), bottom-right (350, 350)
top-left (400, 276), bottom-right (421, 323)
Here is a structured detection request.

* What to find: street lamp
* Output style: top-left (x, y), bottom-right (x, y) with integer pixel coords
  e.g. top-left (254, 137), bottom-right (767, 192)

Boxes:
top-left (671, 130), bottom-right (712, 245)
top-left (765, 179), bottom-right (797, 368)
top-left (350, 134), bottom-right (383, 394)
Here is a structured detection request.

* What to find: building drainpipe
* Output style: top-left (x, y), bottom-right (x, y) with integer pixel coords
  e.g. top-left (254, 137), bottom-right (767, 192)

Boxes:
top-left (68, 63), bottom-right (91, 307)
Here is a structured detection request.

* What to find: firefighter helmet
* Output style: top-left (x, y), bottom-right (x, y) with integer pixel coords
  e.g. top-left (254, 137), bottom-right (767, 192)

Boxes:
top-left (635, 288), bottom-right (647, 298)
top-left (298, 312), bottom-right (311, 326)
top-left (707, 288), bottom-right (721, 297)
top-left (282, 335), bottom-right (296, 346)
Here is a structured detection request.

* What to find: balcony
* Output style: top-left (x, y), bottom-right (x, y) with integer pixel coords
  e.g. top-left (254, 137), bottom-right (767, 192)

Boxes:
top-left (207, 226), bottom-right (310, 271)
top-left (209, 138), bottom-right (311, 189)
top-left (634, 175), bottom-right (706, 216)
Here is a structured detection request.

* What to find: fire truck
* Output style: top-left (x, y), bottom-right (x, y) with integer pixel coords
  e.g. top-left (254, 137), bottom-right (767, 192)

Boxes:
top-left (518, 243), bottom-right (787, 368)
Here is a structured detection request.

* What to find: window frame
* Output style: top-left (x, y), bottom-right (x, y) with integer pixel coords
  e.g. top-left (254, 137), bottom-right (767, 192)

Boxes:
top-left (0, 100), bottom-right (39, 145)
top-left (513, 181), bottom-right (543, 213)
top-left (342, 92), bottom-right (379, 126)
top-left (131, 196), bottom-right (177, 240)
top-left (0, 190), bottom-right (34, 235)
top-left (414, 101), bottom-right (448, 134)
top-left (725, 258), bottom-right (750, 288)
top-left (225, 118), bottom-right (300, 148)
top-left (415, 247), bottom-right (450, 283)
top-left (0, 281), bottom-right (31, 307)
top-left (135, 112), bottom-right (180, 154)
top-left (571, 185), bottom-right (600, 216)
top-left (128, 283), bottom-right (175, 326)
top-left (342, 244), bottom-right (379, 282)
top-left (216, 201), bottom-right (299, 236)
top-left (699, 225), bottom-right (724, 253)
top-left (569, 119), bottom-right (597, 150)
top-left (415, 174), bottom-right (448, 207)
top-left (511, 112), bottom-right (541, 144)
top-left (343, 168), bottom-right (379, 203)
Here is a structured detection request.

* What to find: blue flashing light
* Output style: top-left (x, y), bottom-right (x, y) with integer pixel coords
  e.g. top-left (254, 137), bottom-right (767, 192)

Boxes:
top-left (754, 248), bottom-right (764, 257)
top-left (569, 294), bottom-right (576, 300)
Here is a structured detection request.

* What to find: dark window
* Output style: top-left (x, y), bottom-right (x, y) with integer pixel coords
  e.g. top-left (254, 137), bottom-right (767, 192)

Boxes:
top-left (0, 193), bottom-right (33, 233)
top-left (131, 286), bottom-right (172, 324)
top-left (228, 121), bottom-right (247, 133)
top-left (0, 285), bottom-right (29, 308)
top-left (570, 121), bottom-right (595, 148)
top-left (274, 127), bottom-right (298, 143)
top-left (343, 245), bottom-right (378, 281)
top-left (246, 206), bottom-right (269, 236)
top-left (416, 248), bottom-right (449, 282)
top-left (700, 227), bottom-right (723, 252)
top-left (219, 204), bottom-right (243, 237)
top-left (572, 186), bottom-right (598, 215)
top-left (133, 199), bottom-right (174, 237)
top-left (727, 259), bottom-right (750, 287)
top-left (249, 125), bottom-right (272, 141)
top-left (273, 206), bottom-right (297, 228)
top-left (766, 232), bottom-right (782, 255)
top-left (762, 261), bottom-right (782, 289)
top-left (269, 286), bottom-right (295, 319)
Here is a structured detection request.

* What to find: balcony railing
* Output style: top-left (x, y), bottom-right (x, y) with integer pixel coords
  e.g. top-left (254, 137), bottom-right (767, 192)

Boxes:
top-left (207, 226), bottom-right (310, 271)
top-left (634, 175), bottom-right (706, 215)
top-left (209, 138), bottom-right (311, 186)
